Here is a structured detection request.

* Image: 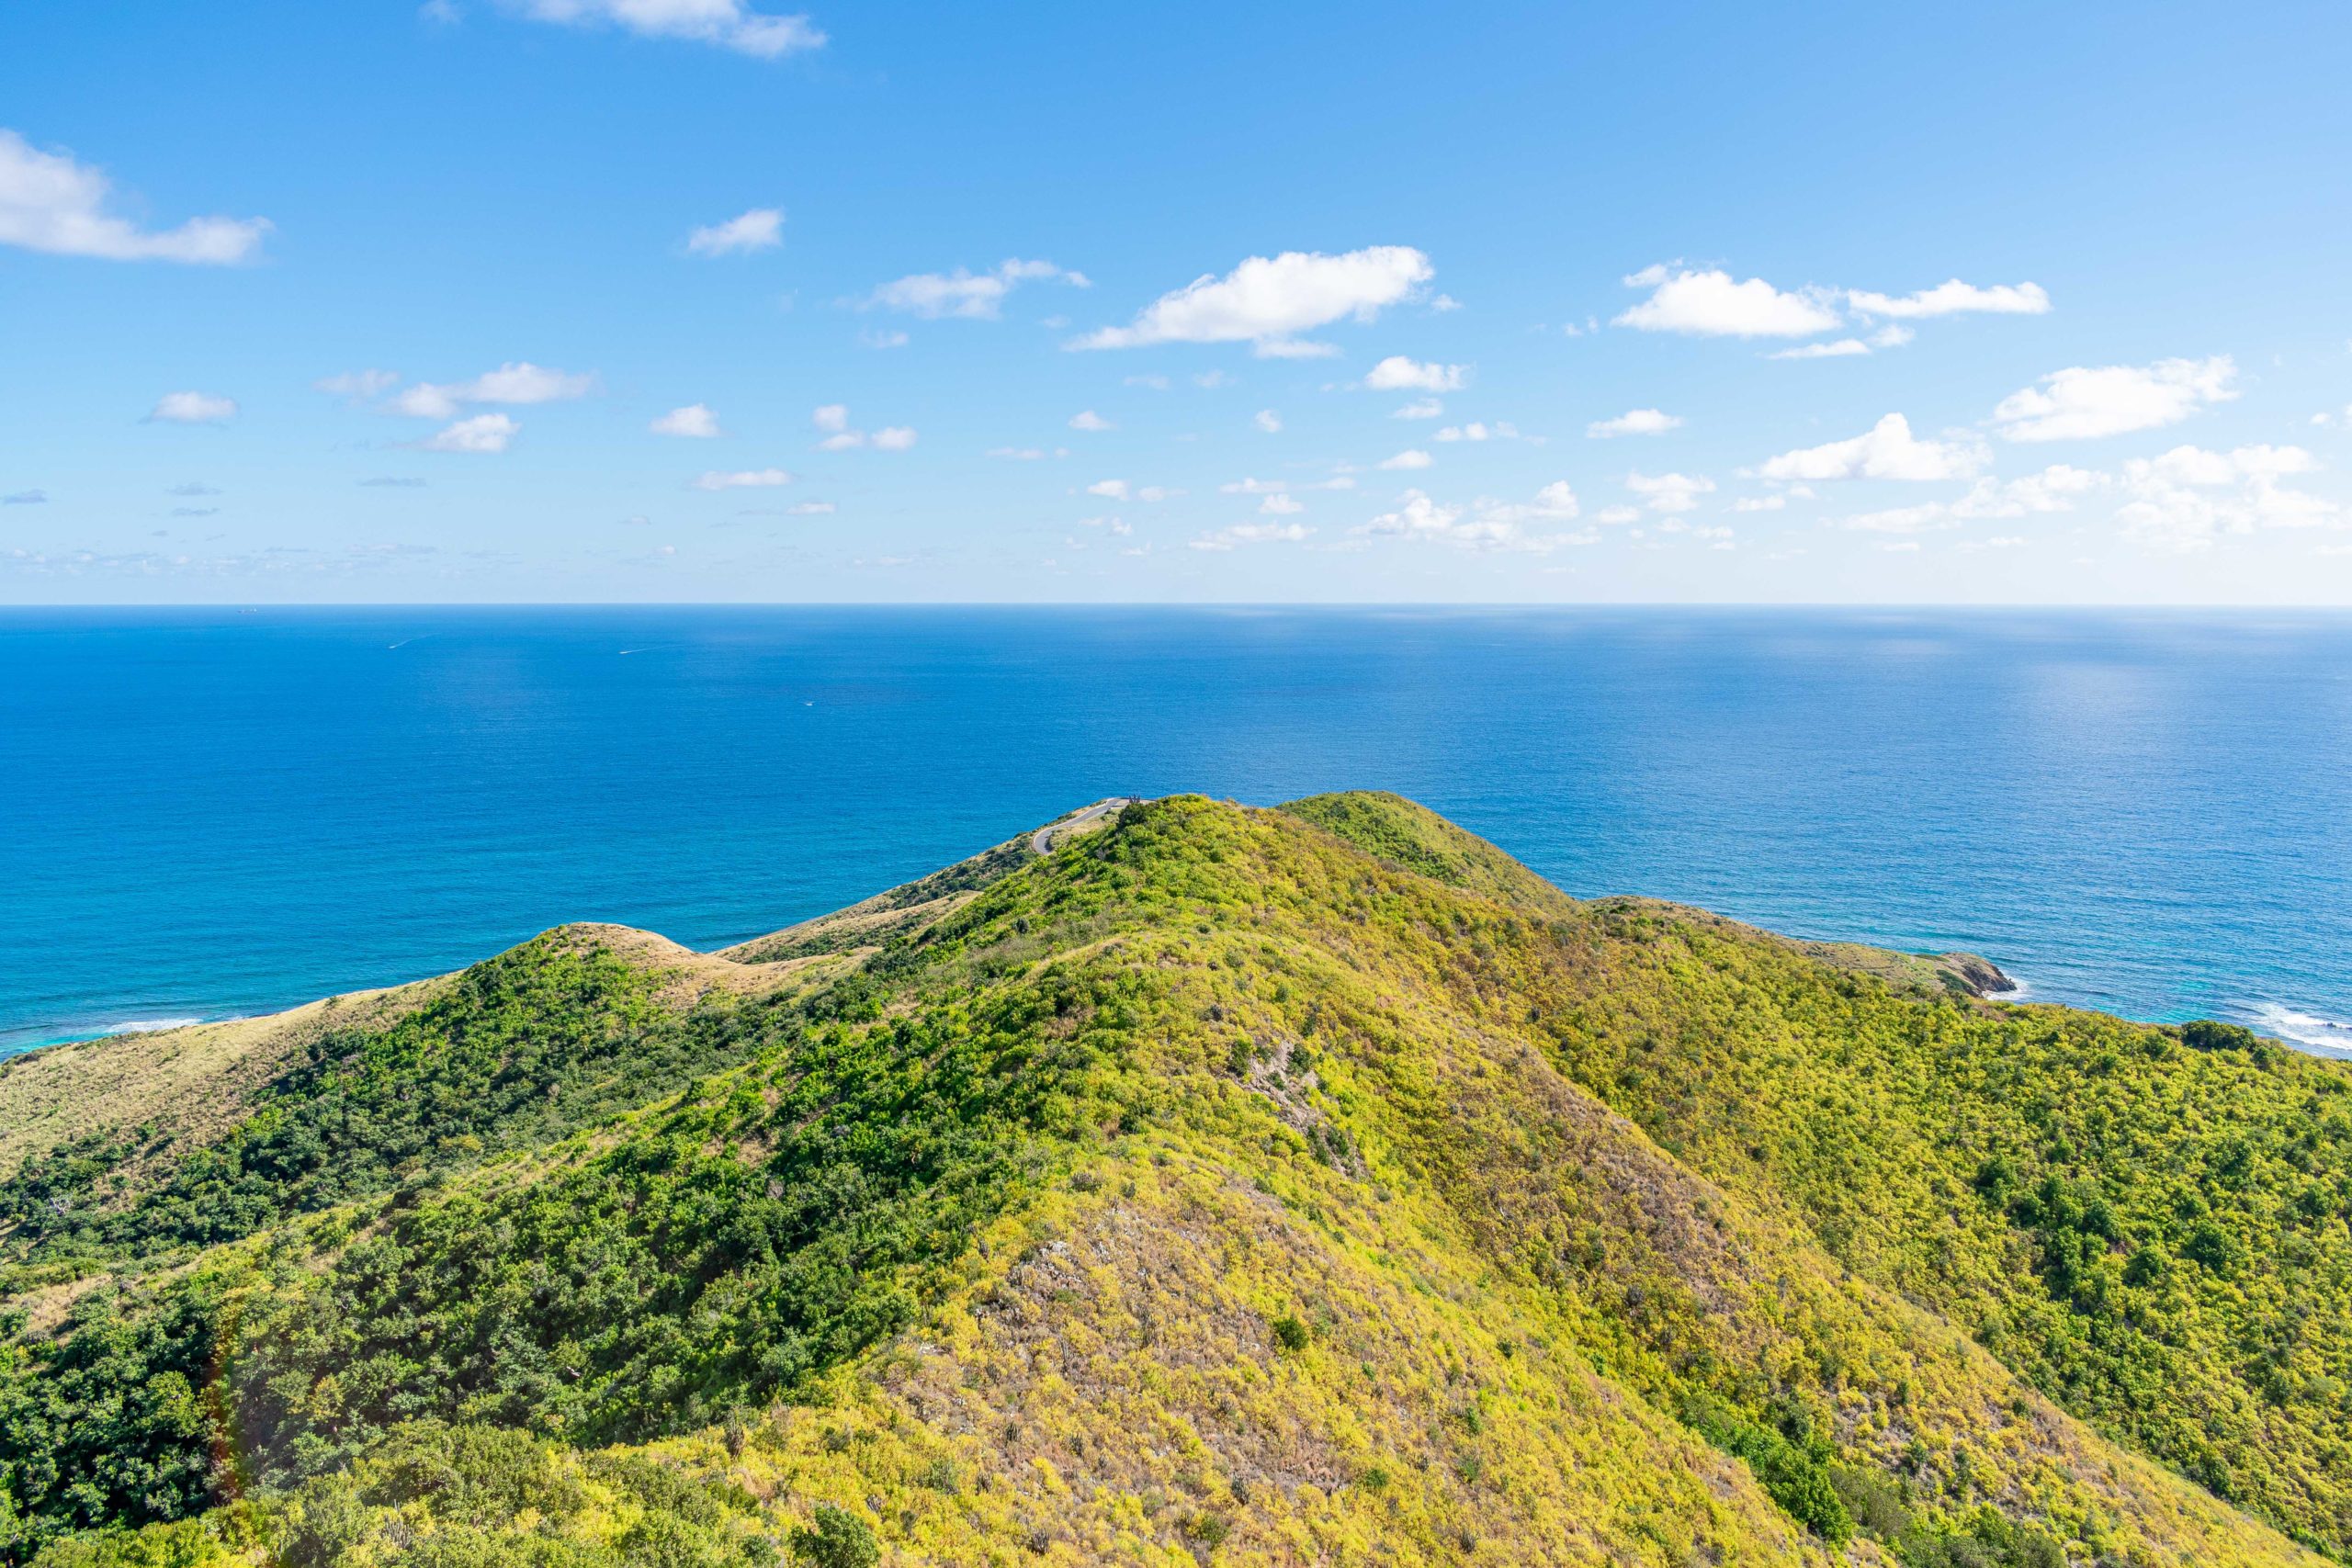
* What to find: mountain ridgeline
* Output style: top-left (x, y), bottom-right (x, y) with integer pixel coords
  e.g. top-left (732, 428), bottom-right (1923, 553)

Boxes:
top-left (2, 794), bottom-right (2348, 1568)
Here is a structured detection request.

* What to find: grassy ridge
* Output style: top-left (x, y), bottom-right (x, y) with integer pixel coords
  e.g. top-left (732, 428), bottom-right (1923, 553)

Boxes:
top-left (0, 795), bottom-right (2342, 1566)
top-left (1535, 904), bottom-right (2352, 1551)
top-left (1288, 793), bottom-right (2352, 1552)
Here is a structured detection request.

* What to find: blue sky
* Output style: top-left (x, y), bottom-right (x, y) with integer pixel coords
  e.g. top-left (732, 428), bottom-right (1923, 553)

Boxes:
top-left (5, 1), bottom-right (2350, 603)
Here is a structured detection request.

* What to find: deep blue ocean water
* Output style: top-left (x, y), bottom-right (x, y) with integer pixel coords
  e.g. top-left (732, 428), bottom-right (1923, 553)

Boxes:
top-left (5, 606), bottom-right (2350, 1058)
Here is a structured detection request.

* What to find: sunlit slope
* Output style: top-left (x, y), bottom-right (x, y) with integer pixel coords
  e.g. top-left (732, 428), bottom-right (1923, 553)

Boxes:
top-left (2, 795), bottom-right (2343, 1567)
top-left (1286, 791), bottom-right (2352, 1556)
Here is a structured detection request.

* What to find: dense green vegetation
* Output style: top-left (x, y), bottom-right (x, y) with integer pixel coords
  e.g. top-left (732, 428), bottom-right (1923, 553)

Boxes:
top-left (0, 934), bottom-right (783, 1262)
top-left (0, 794), bottom-right (2344, 1567)
top-left (0, 966), bottom-right (1142, 1550)
top-left (1519, 904), bottom-right (2352, 1553)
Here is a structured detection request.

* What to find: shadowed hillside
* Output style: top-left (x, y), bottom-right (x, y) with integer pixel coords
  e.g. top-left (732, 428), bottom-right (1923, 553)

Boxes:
top-left (2, 795), bottom-right (2346, 1568)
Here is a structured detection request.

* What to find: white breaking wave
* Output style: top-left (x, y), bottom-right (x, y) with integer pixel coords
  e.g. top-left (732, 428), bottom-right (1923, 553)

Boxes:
top-left (105, 1016), bottom-right (204, 1035)
top-left (2250, 1003), bottom-right (2352, 1058)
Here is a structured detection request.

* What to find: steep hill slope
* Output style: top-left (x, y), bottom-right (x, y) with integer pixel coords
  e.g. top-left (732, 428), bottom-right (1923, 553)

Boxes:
top-left (2, 795), bottom-right (2344, 1568)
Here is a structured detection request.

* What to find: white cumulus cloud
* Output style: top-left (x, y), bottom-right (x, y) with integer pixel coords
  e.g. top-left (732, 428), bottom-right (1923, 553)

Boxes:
top-left (1072, 245), bottom-right (1433, 357)
top-left (1760, 413), bottom-right (1985, 482)
top-left (1829, 465), bottom-right (2112, 536)
top-left (1358, 490), bottom-right (1462, 540)
top-left (810, 404), bottom-right (914, 450)
top-left (421, 413), bottom-right (520, 454)
top-left (1615, 264), bottom-right (1841, 338)
top-left (1992, 356), bottom-right (2237, 442)
top-left (1588, 408), bottom-right (1681, 438)
top-left (1962, 465), bottom-right (2106, 515)
top-left (1848, 280), bottom-right (2051, 319)
top-left (392, 363), bottom-right (597, 419)
top-left (2116, 444), bottom-right (2339, 550)
top-left (1363, 355), bottom-right (1467, 392)
top-left (0, 130), bottom-right (270, 264)
top-left (503, 0), bottom-right (825, 58)
top-left (1378, 450), bottom-right (1433, 470)
top-left (1476, 480), bottom-right (1581, 527)
top-left (1069, 410), bottom-right (1114, 432)
top-left (650, 403), bottom-right (721, 437)
top-left (1624, 471), bottom-right (1716, 513)
top-left (1355, 483), bottom-right (1586, 552)
top-left (466, 363), bottom-right (597, 402)
top-left (1254, 409), bottom-right (1282, 434)
top-left (685, 207), bottom-right (783, 256)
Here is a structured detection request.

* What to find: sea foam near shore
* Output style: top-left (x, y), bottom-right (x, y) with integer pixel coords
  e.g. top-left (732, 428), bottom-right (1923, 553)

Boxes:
top-left (2252, 1004), bottom-right (2352, 1058)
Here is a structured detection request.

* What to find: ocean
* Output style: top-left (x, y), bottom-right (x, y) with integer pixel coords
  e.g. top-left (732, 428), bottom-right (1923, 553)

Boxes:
top-left (4, 606), bottom-right (2349, 1057)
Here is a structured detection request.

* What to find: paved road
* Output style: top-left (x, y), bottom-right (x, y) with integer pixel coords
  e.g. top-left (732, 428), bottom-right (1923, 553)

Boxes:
top-left (1032, 797), bottom-right (1132, 855)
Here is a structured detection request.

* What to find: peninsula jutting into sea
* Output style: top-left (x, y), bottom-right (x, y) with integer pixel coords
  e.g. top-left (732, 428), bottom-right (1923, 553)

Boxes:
top-left (3, 795), bottom-right (2344, 1567)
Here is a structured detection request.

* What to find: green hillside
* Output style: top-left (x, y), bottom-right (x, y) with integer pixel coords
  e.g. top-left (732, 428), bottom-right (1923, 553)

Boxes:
top-left (2, 794), bottom-right (2346, 1568)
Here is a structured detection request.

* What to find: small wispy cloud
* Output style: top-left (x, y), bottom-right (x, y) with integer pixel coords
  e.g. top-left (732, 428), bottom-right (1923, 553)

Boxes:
top-left (147, 391), bottom-right (238, 424)
top-left (315, 369), bottom-right (401, 401)
top-left (865, 259), bottom-right (1089, 320)
top-left (1848, 280), bottom-right (2051, 319)
top-left (1190, 521), bottom-right (1312, 551)
top-left (694, 467), bottom-right (793, 491)
top-left (685, 207), bottom-right (783, 256)
top-left (502, 0), bottom-right (825, 59)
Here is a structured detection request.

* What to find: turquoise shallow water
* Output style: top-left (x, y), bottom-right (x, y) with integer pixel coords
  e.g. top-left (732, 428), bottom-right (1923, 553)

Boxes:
top-left (4, 606), bottom-right (2349, 1056)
